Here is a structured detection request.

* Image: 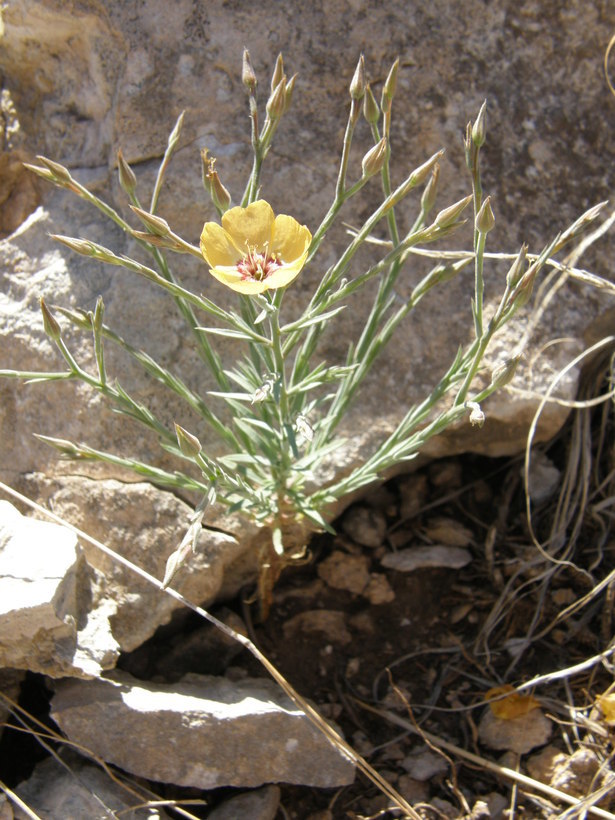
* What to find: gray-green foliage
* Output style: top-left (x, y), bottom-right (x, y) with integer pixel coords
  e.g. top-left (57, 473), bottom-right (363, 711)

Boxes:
top-left (2, 53), bottom-right (605, 604)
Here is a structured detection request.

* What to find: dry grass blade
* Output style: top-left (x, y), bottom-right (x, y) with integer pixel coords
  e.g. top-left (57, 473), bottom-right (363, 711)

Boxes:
top-left (474, 334), bottom-right (615, 670)
top-left (0, 779), bottom-right (43, 819)
top-left (353, 699), bottom-right (615, 820)
top-left (0, 480), bottom-right (421, 820)
top-left (0, 691), bottom-right (205, 819)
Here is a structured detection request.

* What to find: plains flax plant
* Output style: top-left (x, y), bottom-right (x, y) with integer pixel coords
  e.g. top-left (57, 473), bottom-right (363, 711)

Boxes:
top-left (3, 53), bottom-right (605, 617)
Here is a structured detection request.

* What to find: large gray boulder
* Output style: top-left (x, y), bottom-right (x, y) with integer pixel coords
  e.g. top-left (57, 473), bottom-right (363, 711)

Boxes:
top-left (1, 0), bottom-right (613, 616)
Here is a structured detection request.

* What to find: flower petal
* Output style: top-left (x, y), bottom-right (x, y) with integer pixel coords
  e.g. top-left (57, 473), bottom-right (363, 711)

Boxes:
top-left (209, 265), bottom-right (270, 294)
top-left (271, 214), bottom-right (312, 262)
top-left (221, 200), bottom-right (275, 251)
top-left (200, 222), bottom-right (242, 267)
top-left (262, 259), bottom-right (306, 290)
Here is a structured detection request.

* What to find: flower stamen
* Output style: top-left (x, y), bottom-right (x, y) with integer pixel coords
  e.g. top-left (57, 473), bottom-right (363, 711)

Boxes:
top-left (237, 243), bottom-right (282, 282)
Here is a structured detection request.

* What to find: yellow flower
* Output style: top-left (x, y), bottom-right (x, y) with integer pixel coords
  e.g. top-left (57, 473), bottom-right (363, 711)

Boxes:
top-left (200, 200), bottom-right (311, 294)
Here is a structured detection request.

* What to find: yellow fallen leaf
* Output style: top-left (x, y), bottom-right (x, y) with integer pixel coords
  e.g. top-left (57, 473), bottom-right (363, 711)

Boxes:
top-left (486, 684), bottom-right (541, 719)
top-left (596, 692), bottom-right (615, 724)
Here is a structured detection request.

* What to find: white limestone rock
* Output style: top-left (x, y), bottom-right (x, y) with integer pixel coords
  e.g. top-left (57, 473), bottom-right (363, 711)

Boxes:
top-left (50, 670), bottom-right (356, 789)
top-left (0, 500), bottom-right (118, 678)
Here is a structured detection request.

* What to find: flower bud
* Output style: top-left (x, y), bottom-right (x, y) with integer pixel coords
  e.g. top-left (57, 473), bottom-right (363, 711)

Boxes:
top-left (175, 423), bottom-right (202, 458)
top-left (50, 234), bottom-right (96, 256)
top-left (349, 54), bottom-right (366, 100)
top-left (266, 77), bottom-right (287, 121)
top-left (167, 111), bottom-right (185, 150)
top-left (130, 205), bottom-right (171, 237)
top-left (552, 201), bottom-right (608, 252)
top-left (506, 244), bottom-right (527, 288)
top-left (420, 164), bottom-right (440, 214)
top-left (410, 149), bottom-right (444, 187)
top-left (363, 84), bottom-right (380, 124)
top-left (271, 53), bottom-right (284, 93)
top-left (472, 100), bottom-right (487, 147)
top-left (490, 357), bottom-right (520, 390)
top-left (434, 194), bottom-right (473, 228)
top-left (93, 296), bottom-right (105, 334)
top-left (362, 137), bottom-right (388, 177)
top-left (37, 155), bottom-right (73, 184)
top-left (242, 49), bottom-right (257, 91)
top-left (23, 162), bottom-right (54, 183)
top-left (40, 298), bottom-right (62, 341)
top-left (475, 195), bottom-right (495, 234)
top-left (209, 170), bottom-right (231, 213)
top-left (117, 149), bottom-right (137, 196)
top-left (381, 58), bottom-right (399, 113)
top-left (283, 74), bottom-right (296, 113)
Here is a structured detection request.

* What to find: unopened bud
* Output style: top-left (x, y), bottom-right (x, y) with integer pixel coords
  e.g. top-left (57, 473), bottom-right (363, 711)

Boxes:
top-left (472, 100), bottom-right (487, 147)
top-left (381, 58), bottom-right (399, 113)
top-left (93, 296), bottom-right (105, 334)
top-left (40, 298), bottom-right (62, 341)
top-left (475, 196), bottom-right (495, 234)
top-left (490, 357), bottom-right (520, 390)
top-left (363, 84), bottom-right (380, 124)
top-left (50, 234), bottom-right (96, 256)
top-left (167, 111), bottom-right (185, 150)
top-left (175, 423), bottom-right (202, 458)
top-left (130, 206), bottom-right (171, 237)
top-left (409, 149), bottom-right (445, 187)
top-left (553, 201), bottom-right (608, 251)
top-left (117, 149), bottom-right (137, 196)
top-left (37, 155), bottom-right (73, 184)
top-left (420, 164), bottom-right (440, 214)
top-left (209, 170), bottom-right (231, 212)
top-left (362, 137), bottom-right (388, 177)
top-left (271, 53), bottom-right (284, 93)
top-left (511, 270), bottom-right (537, 311)
top-left (467, 401), bottom-right (485, 427)
top-left (349, 54), bottom-right (366, 100)
top-left (283, 74), bottom-right (296, 113)
top-left (242, 49), bottom-right (257, 91)
top-left (295, 414), bottom-right (314, 442)
top-left (266, 77), bottom-right (287, 121)
top-left (434, 194), bottom-right (473, 229)
top-left (506, 245), bottom-right (527, 288)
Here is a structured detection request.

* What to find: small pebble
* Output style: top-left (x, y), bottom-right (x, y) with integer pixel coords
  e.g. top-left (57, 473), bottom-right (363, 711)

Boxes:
top-left (341, 505), bottom-right (387, 547)
top-left (401, 748), bottom-right (448, 781)
top-left (283, 610), bottom-right (352, 645)
top-left (381, 545), bottom-right (472, 572)
top-left (423, 516), bottom-right (474, 547)
top-left (317, 550), bottom-right (370, 594)
top-left (363, 573), bottom-right (395, 605)
top-left (478, 707), bottom-right (552, 754)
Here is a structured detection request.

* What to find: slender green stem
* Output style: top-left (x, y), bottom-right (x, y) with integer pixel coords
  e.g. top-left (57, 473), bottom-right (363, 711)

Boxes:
top-left (473, 229), bottom-right (487, 338)
top-left (242, 92), bottom-right (262, 206)
top-left (307, 99), bottom-right (360, 260)
top-left (150, 111), bottom-right (185, 214)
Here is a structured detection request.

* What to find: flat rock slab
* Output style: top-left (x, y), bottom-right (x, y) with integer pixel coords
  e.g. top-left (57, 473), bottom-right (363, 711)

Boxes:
top-left (0, 500), bottom-right (118, 678)
top-left (50, 670), bottom-right (356, 789)
top-left (11, 753), bottom-right (164, 819)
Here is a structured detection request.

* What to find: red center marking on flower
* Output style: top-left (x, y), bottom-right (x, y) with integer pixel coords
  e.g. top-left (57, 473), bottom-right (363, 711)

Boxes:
top-left (236, 245), bottom-right (282, 281)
